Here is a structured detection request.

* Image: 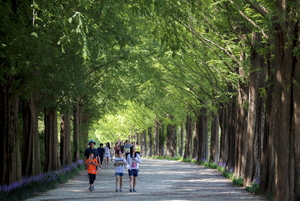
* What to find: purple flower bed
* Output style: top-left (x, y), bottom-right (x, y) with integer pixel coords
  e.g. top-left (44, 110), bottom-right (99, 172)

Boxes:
top-left (0, 159), bottom-right (83, 200)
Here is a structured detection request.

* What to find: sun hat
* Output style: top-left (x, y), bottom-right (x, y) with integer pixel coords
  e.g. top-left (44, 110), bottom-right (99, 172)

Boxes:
top-left (88, 140), bottom-right (96, 145)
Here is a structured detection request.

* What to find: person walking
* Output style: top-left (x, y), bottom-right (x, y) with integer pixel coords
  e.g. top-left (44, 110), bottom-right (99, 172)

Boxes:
top-left (97, 143), bottom-right (105, 166)
top-left (135, 142), bottom-right (142, 156)
top-left (114, 142), bottom-right (120, 158)
top-left (114, 150), bottom-right (127, 192)
top-left (126, 146), bottom-right (142, 192)
top-left (104, 142), bottom-right (111, 168)
top-left (84, 140), bottom-right (100, 166)
top-left (124, 140), bottom-right (132, 160)
top-left (85, 152), bottom-right (99, 192)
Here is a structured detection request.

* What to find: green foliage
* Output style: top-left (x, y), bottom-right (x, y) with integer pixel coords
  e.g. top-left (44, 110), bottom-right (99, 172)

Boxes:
top-left (246, 182), bottom-right (259, 194)
top-left (232, 177), bottom-right (244, 186)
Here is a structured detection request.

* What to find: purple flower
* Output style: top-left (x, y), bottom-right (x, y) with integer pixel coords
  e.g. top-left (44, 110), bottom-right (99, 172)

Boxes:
top-left (254, 177), bottom-right (260, 185)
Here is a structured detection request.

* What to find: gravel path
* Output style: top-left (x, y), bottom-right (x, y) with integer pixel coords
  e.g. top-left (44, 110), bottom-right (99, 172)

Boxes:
top-left (26, 158), bottom-right (267, 201)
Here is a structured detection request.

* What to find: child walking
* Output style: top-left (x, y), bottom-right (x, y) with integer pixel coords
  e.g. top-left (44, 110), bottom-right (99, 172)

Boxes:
top-left (85, 152), bottom-right (100, 192)
top-left (126, 146), bottom-right (142, 192)
top-left (114, 150), bottom-right (127, 192)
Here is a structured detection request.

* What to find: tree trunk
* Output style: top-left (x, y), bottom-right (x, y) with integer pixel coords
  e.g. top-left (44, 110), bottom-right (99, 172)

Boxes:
top-left (209, 113), bottom-right (219, 163)
top-left (218, 104), bottom-right (228, 163)
top-left (244, 32), bottom-right (263, 187)
top-left (184, 114), bottom-right (193, 159)
top-left (44, 107), bottom-right (60, 172)
top-left (159, 124), bottom-right (165, 156)
top-left (22, 92), bottom-right (41, 176)
top-left (155, 121), bottom-right (159, 156)
top-left (272, 10), bottom-right (296, 200)
top-left (0, 76), bottom-right (22, 185)
top-left (60, 113), bottom-right (71, 166)
top-left (148, 127), bottom-right (153, 156)
top-left (197, 107), bottom-right (208, 161)
top-left (180, 124), bottom-right (184, 156)
top-left (73, 103), bottom-right (80, 162)
top-left (227, 96), bottom-right (238, 171)
top-left (142, 130), bottom-right (147, 156)
top-left (79, 103), bottom-right (89, 154)
top-left (259, 51), bottom-right (275, 196)
top-left (165, 124), bottom-right (176, 157)
top-left (293, 49), bottom-right (300, 200)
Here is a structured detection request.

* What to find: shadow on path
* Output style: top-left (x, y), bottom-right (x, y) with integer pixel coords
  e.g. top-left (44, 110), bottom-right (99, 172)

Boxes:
top-left (26, 158), bottom-right (267, 201)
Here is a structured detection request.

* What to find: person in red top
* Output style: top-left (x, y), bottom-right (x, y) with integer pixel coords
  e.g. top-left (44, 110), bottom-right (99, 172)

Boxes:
top-left (114, 142), bottom-right (120, 158)
top-left (86, 152), bottom-right (100, 192)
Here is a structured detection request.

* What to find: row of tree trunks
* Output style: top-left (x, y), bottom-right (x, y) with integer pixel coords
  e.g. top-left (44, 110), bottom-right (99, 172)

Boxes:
top-left (0, 75), bottom-right (22, 185)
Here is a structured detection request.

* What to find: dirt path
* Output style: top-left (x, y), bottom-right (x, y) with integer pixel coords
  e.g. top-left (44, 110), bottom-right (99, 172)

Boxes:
top-left (26, 158), bottom-right (267, 201)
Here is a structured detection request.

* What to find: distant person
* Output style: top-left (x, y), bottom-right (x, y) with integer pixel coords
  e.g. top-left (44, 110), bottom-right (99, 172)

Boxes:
top-left (85, 152), bottom-right (99, 192)
top-left (104, 142), bottom-right (111, 168)
top-left (127, 146), bottom-right (142, 192)
top-left (114, 142), bottom-right (120, 157)
top-left (97, 143), bottom-right (105, 165)
top-left (124, 140), bottom-right (132, 159)
top-left (135, 142), bottom-right (142, 156)
top-left (84, 140), bottom-right (100, 166)
top-left (120, 141), bottom-right (124, 154)
top-left (114, 150), bottom-right (127, 192)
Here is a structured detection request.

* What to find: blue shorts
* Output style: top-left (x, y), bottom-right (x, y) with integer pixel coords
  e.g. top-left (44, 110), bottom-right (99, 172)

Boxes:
top-left (128, 169), bottom-right (139, 177)
top-left (115, 172), bottom-right (124, 176)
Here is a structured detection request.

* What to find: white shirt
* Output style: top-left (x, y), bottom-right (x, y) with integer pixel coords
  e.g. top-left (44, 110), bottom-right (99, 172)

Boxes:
top-left (114, 157), bottom-right (127, 173)
top-left (126, 153), bottom-right (142, 170)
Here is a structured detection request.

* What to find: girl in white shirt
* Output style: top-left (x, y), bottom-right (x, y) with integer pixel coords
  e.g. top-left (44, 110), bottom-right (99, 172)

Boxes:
top-left (114, 150), bottom-right (127, 192)
top-left (126, 146), bottom-right (142, 192)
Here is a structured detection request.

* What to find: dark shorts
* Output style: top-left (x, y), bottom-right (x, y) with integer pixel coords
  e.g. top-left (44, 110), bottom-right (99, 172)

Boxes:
top-left (128, 169), bottom-right (139, 177)
top-left (115, 172), bottom-right (124, 176)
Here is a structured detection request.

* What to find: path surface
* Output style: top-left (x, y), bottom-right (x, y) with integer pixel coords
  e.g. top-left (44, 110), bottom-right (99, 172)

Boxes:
top-left (26, 158), bottom-right (267, 201)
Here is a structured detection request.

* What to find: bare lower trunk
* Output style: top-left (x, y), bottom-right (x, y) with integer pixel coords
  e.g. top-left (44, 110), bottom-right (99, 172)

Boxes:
top-left (197, 107), bottom-right (208, 161)
top-left (44, 107), bottom-right (60, 171)
top-left (165, 124), bottom-right (176, 157)
top-left (22, 92), bottom-right (41, 176)
top-left (60, 113), bottom-right (71, 166)
top-left (0, 76), bottom-right (22, 185)
top-left (73, 103), bottom-right (80, 162)
top-left (148, 127), bottom-right (153, 156)
top-left (184, 114), bottom-right (193, 159)
top-left (209, 113), bottom-right (219, 163)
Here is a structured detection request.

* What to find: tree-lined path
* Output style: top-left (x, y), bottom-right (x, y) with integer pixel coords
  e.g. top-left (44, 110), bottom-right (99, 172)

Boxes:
top-left (26, 159), bottom-right (266, 201)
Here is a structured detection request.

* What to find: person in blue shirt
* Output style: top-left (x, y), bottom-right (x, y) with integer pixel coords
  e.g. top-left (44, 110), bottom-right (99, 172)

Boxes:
top-left (97, 143), bottom-right (105, 165)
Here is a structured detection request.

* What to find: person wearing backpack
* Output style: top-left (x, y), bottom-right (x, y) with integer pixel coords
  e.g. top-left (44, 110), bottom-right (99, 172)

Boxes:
top-left (126, 146), bottom-right (142, 192)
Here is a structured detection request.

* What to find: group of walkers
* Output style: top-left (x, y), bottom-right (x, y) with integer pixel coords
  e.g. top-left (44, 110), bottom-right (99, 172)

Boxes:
top-left (84, 139), bottom-right (142, 193)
